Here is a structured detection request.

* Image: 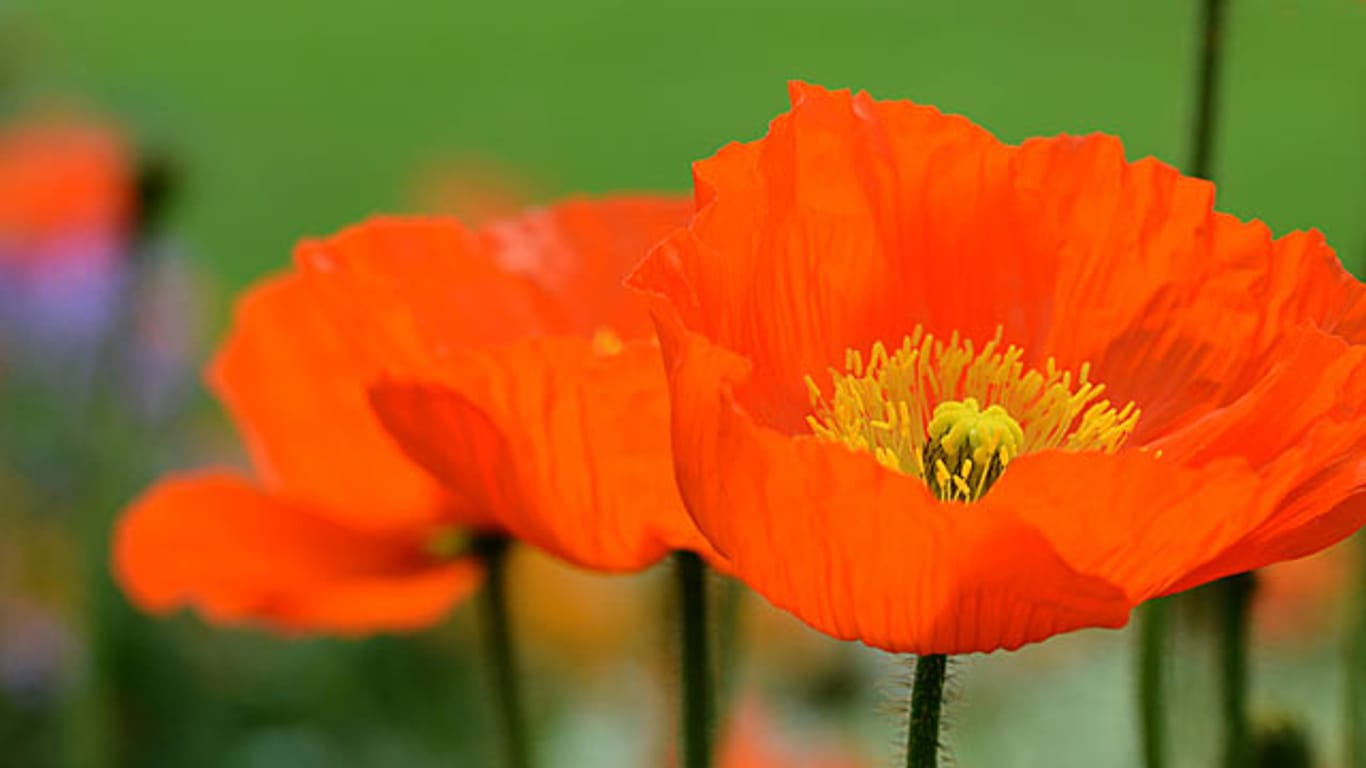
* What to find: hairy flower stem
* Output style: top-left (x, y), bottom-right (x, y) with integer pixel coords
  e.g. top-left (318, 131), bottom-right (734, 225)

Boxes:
top-left (1137, 599), bottom-right (1170, 768)
top-left (905, 654), bottom-right (948, 768)
top-left (1217, 572), bottom-right (1256, 768)
top-left (476, 536), bottom-right (532, 768)
top-left (676, 551), bottom-right (715, 768)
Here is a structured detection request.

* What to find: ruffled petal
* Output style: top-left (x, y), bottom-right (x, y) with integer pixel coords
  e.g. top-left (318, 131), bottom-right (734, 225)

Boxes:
top-left (1149, 330), bottom-right (1366, 589)
top-left (370, 336), bottom-right (721, 571)
top-left (113, 472), bottom-right (482, 634)
top-left (210, 272), bottom-right (452, 530)
top-left (634, 83), bottom-right (1022, 432)
top-left (293, 216), bottom-right (567, 359)
top-left (983, 450), bottom-right (1266, 604)
top-left (1012, 138), bottom-right (1366, 440)
top-left (480, 195), bottom-right (692, 339)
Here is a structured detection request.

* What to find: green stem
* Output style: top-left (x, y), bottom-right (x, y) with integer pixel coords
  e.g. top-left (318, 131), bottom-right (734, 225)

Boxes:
top-left (476, 536), bottom-right (531, 768)
top-left (713, 576), bottom-right (745, 719)
top-left (1138, 598), bottom-right (1170, 768)
top-left (1187, 0), bottom-right (1230, 181)
top-left (905, 654), bottom-right (948, 768)
top-left (1350, 532), bottom-right (1366, 768)
top-left (1217, 572), bottom-right (1255, 768)
top-left (675, 551), bottom-right (714, 768)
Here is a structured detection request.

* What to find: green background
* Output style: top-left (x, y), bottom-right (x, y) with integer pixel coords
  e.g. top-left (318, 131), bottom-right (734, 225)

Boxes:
top-left (21, 0), bottom-right (1366, 293)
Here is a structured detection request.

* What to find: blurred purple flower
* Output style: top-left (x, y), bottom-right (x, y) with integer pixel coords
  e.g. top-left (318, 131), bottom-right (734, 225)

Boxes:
top-left (0, 597), bottom-right (76, 710)
top-left (0, 112), bottom-right (133, 385)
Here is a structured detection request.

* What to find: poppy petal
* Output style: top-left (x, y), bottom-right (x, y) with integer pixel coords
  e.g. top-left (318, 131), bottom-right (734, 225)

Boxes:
top-left (293, 215), bottom-right (567, 357)
top-left (983, 450), bottom-right (1268, 605)
top-left (634, 84), bottom-right (1016, 432)
top-left (370, 336), bottom-right (719, 571)
top-left (210, 273), bottom-right (452, 530)
top-left (113, 471), bottom-right (482, 634)
top-left (480, 195), bottom-right (693, 340)
top-left (1149, 330), bottom-right (1366, 589)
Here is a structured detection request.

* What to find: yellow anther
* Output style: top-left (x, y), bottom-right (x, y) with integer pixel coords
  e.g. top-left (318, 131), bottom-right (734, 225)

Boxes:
top-left (805, 326), bottom-right (1140, 502)
top-left (592, 326), bottom-right (624, 356)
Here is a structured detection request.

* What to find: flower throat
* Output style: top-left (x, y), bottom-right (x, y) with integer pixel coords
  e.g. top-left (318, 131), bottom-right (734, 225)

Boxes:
top-left (805, 327), bottom-right (1140, 502)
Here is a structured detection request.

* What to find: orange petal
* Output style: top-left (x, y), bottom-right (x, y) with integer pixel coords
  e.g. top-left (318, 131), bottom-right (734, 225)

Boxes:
top-left (370, 336), bottom-right (721, 572)
top-left (1013, 140), bottom-right (1366, 440)
top-left (1150, 330), bottom-right (1366, 590)
top-left (632, 83), bottom-right (1061, 433)
top-left (293, 216), bottom-right (567, 359)
top-left (983, 450), bottom-right (1267, 605)
top-left (480, 195), bottom-right (693, 340)
top-left (210, 272), bottom-right (453, 530)
top-left (113, 471), bottom-right (482, 634)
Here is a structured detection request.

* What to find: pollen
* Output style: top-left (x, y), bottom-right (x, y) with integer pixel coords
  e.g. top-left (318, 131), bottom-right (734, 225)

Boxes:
top-left (805, 327), bottom-right (1140, 502)
top-left (592, 326), bottom-right (624, 356)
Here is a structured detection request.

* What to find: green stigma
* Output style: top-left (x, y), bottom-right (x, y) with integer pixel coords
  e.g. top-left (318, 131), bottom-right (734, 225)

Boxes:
top-left (922, 398), bottom-right (1023, 502)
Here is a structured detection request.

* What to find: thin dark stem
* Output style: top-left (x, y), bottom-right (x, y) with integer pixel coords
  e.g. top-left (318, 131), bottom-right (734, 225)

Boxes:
top-left (1217, 572), bottom-right (1256, 768)
top-left (905, 654), bottom-right (948, 768)
top-left (713, 576), bottom-right (745, 719)
top-left (675, 551), bottom-right (714, 768)
top-left (1188, 0), bottom-right (1230, 181)
top-left (1138, 599), bottom-right (1169, 768)
top-left (1351, 533), bottom-right (1366, 768)
top-left (476, 536), bottom-right (531, 768)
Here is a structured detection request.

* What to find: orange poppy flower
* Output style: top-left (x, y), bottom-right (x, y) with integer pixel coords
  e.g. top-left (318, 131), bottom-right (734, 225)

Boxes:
top-left (628, 82), bottom-right (1366, 654)
top-left (115, 195), bottom-right (715, 633)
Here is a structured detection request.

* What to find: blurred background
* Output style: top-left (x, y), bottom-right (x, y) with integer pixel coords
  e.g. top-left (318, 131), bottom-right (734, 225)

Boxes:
top-left (0, 0), bottom-right (1363, 765)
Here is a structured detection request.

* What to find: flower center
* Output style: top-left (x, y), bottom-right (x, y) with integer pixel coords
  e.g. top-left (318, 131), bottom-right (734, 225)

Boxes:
top-left (805, 327), bottom-right (1140, 502)
top-left (923, 398), bottom-right (1022, 501)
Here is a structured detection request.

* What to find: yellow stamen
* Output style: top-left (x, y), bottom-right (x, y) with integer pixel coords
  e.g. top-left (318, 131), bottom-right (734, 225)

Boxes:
top-left (592, 326), bottom-right (624, 356)
top-left (805, 327), bottom-right (1140, 502)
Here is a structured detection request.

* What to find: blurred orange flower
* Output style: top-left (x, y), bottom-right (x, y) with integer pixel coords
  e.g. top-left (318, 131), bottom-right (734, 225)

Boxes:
top-left (718, 699), bottom-right (866, 768)
top-left (411, 155), bottom-right (539, 225)
top-left (1253, 541), bottom-right (1352, 641)
top-left (629, 82), bottom-right (1366, 655)
top-left (0, 114), bottom-right (131, 262)
top-left (115, 195), bottom-right (716, 633)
